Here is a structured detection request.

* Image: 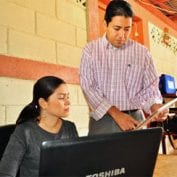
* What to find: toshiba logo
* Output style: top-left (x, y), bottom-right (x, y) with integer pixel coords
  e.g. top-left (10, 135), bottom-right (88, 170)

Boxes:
top-left (85, 167), bottom-right (125, 177)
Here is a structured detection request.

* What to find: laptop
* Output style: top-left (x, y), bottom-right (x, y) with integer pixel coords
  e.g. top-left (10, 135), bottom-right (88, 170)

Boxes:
top-left (39, 127), bottom-right (162, 177)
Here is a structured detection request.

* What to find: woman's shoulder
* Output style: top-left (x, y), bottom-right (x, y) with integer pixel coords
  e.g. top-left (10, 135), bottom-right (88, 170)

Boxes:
top-left (62, 119), bottom-right (76, 128)
top-left (15, 121), bottom-right (36, 133)
top-left (61, 119), bottom-right (78, 137)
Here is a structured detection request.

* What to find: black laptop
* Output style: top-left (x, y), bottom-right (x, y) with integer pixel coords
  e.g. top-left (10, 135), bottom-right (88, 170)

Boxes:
top-left (39, 128), bottom-right (162, 177)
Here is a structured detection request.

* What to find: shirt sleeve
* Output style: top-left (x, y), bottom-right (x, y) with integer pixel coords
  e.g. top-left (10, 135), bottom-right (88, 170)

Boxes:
top-left (79, 44), bottom-right (112, 120)
top-left (0, 126), bottom-right (26, 177)
top-left (131, 49), bottom-right (163, 114)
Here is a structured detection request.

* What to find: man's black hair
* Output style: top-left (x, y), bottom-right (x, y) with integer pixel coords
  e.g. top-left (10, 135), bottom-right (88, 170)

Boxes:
top-left (104, 0), bottom-right (134, 25)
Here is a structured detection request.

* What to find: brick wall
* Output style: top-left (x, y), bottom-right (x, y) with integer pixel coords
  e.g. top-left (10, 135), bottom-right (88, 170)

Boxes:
top-left (0, 0), bottom-right (89, 136)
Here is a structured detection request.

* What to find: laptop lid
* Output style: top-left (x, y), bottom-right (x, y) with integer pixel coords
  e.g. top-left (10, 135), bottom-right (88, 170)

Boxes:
top-left (39, 128), bottom-right (162, 177)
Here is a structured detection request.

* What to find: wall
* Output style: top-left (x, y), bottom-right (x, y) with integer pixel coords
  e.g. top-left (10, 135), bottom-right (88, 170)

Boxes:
top-left (127, 0), bottom-right (177, 79)
top-left (0, 0), bottom-right (89, 136)
top-left (148, 23), bottom-right (177, 77)
top-left (88, 0), bottom-right (177, 79)
top-left (1, 0), bottom-right (177, 137)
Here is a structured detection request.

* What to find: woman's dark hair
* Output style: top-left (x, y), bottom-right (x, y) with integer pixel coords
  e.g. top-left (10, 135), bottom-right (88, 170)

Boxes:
top-left (16, 76), bottom-right (65, 124)
top-left (104, 0), bottom-right (134, 25)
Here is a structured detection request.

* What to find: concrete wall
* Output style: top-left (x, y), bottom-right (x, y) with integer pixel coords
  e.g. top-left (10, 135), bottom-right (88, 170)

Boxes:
top-left (128, 0), bottom-right (177, 79)
top-left (0, 0), bottom-right (89, 136)
top-left (1, 0), bottom-right (177, 137)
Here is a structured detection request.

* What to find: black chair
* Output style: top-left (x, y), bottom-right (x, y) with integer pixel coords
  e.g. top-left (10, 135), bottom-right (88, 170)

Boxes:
top-left (0, 124), bottom-right (20, 177)
top-left (150, 117), bottom-right (177, 154)
top-left (0, 124), bottom-right (16, 160)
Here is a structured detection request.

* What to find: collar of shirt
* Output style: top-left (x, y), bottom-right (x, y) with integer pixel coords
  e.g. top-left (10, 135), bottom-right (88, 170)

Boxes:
top-left (102, 33), bottom-right (129, 50)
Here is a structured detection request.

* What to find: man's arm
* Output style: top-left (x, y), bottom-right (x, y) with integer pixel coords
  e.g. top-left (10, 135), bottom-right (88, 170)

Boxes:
top-left (108, 106), bottom-right (139, 131)
top-left (80, 45), bottom-right (112, 120)
top-left (150, 103), bottom-right (168, 121)
top-left (130, 50), bottom-right (163, 114)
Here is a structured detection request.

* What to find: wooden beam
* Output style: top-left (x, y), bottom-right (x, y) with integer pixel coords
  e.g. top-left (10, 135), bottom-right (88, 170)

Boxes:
top-left (0, 55), bottom-right (79, 84)
top-left (86, 0), bottom-right (100, 41)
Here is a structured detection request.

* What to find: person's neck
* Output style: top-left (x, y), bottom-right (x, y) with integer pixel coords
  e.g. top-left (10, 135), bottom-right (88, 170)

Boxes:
top-left (38, 117), bottom-right (62, 134)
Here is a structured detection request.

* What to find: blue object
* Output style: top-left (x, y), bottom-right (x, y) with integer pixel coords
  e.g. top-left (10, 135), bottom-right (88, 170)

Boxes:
top-left (159, 74), bottom-right (176, 94)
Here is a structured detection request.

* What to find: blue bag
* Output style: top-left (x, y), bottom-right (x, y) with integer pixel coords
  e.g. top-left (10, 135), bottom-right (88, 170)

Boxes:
top-left (159, 74), bottom-right (176, 95)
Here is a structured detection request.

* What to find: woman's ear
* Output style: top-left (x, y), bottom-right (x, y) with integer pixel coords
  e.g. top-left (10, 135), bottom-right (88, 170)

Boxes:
top-left (38, 98), bottom-right (47, 109)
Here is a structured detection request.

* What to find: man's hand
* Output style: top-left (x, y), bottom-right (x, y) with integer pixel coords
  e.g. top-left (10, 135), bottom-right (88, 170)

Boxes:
top-left (108, 106), bottom-right (139, 131)
top-left (150, 103), bottom-right (169, 122)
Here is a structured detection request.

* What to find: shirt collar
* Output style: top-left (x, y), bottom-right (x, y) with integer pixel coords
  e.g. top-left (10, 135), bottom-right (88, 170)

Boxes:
top-left (102, 33), bottom-right (113, 49)
top-left (102, 33), bottom-right (130, 50)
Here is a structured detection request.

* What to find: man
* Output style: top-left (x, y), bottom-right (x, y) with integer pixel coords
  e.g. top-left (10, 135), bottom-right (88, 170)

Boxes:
top-left (80, 0), bottom-right (167, 135)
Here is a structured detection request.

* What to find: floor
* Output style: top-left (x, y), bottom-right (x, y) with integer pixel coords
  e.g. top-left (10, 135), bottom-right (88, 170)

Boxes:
top-left (170, 148), bottom-right (177, 155)
top-left (153, 154), bottom-right (177, 177)
top-left (153, 138), bottom-right (177, 177)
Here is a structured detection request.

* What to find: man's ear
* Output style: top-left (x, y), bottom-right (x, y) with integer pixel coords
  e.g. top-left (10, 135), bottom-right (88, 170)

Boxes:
top-left (103, 20), bottom-right (107, 28)
top-left (103, 20), bottom-right (108, 31)
top-left (38, 98), bottom-right (47, 109)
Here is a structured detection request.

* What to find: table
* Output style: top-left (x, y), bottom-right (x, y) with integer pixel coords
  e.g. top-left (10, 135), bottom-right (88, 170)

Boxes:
top-left (153, 154), bottom-right (177, 177)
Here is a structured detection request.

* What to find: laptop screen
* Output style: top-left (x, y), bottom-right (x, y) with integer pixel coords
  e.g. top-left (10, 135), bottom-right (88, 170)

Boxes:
top-left (39, 128), bottom-right (162, 177)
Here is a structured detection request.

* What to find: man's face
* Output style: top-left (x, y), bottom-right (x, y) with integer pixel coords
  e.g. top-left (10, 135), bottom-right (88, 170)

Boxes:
top-left (105, 16), bottom-right (132, 48)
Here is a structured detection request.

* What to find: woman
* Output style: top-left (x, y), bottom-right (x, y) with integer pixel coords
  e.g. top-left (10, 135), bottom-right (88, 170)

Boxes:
top-left (0, 76), bottom-right (78, 177)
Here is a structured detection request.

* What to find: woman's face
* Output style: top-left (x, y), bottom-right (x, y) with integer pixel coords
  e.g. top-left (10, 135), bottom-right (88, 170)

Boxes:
top-left (42, 84), bottom-right (70, 118)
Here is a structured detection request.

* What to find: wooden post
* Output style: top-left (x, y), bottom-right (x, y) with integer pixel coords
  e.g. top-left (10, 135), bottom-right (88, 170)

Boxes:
top-left (86, 0), bottom-right (100, 41)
